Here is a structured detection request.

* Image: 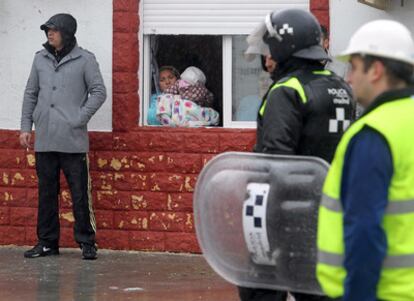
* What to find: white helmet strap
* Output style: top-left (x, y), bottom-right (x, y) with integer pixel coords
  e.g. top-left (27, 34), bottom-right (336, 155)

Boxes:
top-left (265, 13), bottom-right (283, 42)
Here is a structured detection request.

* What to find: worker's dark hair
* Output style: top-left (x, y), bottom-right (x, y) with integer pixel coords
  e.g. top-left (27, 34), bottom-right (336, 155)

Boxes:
top-left (359, 54), bottom-right (414, 86)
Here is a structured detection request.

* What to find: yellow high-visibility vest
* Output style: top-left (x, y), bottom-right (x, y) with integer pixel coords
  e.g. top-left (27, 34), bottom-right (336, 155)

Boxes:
top-left (317, 95), bottom-right (414, 300)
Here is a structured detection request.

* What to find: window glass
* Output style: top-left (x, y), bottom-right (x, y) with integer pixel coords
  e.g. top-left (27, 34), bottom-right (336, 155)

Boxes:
top-left (232, 35), bottom-right (271, 122)
top-left (147, 35), bottom-right (222, 126)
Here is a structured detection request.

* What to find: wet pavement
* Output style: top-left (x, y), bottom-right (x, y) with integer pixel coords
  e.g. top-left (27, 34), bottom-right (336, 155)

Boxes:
top-left (0, 246), bottom-right (239, 301)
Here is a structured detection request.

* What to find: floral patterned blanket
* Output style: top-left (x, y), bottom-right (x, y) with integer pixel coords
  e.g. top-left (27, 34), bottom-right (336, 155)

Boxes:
top-left (156, 94), bottom-right (219, 127)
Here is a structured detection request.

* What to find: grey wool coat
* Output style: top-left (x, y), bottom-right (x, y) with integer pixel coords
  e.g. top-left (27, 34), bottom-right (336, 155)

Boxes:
top-left (21, 45), bottom-right (106, 153)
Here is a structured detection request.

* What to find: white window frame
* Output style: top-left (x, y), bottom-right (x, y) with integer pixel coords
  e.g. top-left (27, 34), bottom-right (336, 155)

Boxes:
top-left (140, 33), bottom-right (258, 128)
top-left (222, 36), bottom-right (257, 128)
top-left (141, 35), bottom-right (151, 127)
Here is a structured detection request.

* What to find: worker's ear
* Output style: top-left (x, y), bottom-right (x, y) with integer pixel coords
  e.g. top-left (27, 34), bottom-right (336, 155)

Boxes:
top-left (368, 60), bottom-right (386, 84)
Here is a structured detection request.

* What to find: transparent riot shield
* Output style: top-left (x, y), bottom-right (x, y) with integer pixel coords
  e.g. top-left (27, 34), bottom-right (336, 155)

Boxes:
top-left (194, 152), bottom-right (329, 295)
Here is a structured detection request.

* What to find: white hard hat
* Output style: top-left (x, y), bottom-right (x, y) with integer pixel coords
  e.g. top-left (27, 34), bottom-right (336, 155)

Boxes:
top-left (338, 20), bottom-right (414, 65)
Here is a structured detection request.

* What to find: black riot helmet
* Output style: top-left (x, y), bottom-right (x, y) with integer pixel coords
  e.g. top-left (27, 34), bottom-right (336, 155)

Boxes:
top-left (263, 9), bottom-right (329, 63)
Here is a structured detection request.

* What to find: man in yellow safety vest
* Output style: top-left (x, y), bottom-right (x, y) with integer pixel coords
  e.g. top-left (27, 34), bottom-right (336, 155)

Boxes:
top-left (317, 19), bottom-right (414, 301)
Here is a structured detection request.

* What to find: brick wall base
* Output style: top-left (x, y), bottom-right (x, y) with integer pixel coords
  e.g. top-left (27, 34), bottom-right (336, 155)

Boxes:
top-left (0, 128), bottom-right (255, 252)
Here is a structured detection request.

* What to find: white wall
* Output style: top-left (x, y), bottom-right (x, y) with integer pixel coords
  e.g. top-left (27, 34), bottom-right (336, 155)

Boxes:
top-left (330, 0), bottom-right (414, 56)
top-left (0, 0), bottom-right (112, 131)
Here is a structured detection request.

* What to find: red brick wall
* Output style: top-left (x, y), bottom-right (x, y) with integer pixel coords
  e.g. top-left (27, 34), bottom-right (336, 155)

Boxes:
top-left (0, 0), bottom-right (328, 252)
top-left (311, 0), bottom-right (330, 28)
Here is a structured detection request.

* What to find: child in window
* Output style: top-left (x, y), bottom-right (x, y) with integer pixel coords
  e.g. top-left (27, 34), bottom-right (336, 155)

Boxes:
top-left (164, 66), bottom-right (214, 108)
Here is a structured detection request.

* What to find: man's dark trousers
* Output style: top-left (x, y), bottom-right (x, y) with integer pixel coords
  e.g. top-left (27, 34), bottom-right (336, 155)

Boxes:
top-left (35, 152), bottom-right (96, 248)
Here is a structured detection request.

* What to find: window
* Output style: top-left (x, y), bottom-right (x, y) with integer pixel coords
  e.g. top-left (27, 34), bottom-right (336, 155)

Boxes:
top-left (142, 34), bottom-right (263, 127)
top-left (231, 35), bottom-right (273, 125)
top-left (139, 0), bottom-right (310, 128)
top-left (146, 35), bottom-right (223, 126)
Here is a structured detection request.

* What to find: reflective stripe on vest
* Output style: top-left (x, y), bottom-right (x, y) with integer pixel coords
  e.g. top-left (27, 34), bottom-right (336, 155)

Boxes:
top-left (318, 250), bottom-right (414, 268)
top-left (320, 194), bottom-right (414, 214)
top-left (313, 70), bottom-right (332, 75)
top-left (259, 71), bottom-right (332, 117)
top-left (259, 77), bottom-right (307, 117)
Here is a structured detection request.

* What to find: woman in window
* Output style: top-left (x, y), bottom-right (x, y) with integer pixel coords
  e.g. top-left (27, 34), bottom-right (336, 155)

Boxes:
top-left (147, 65), bottom-right (180, 125)
top-left (157, 66), bottom-right (219, 127)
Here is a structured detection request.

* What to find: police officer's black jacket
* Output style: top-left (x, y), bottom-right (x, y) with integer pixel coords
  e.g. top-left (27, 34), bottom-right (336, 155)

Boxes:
top-left (255, 58), bottom-right (355, 163)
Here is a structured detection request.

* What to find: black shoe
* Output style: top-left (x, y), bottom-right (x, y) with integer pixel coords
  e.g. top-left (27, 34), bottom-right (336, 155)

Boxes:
top-left (24, 244), bottom-right (59, 258)
top-left (81, 243), bottom-right (97, 260)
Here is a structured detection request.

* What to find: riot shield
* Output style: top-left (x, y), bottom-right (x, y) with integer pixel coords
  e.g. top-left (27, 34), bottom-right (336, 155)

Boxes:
top-left (193, 152), bottom-right (329, 295)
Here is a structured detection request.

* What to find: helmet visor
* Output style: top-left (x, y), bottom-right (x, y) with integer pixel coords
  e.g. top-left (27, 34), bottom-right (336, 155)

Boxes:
top-left (244, 22), bottom-right (271, 61)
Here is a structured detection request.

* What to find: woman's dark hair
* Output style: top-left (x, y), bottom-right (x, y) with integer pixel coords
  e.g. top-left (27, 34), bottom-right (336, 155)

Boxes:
top-left (361, 55), bottom-right (414, 86)
top-left (159, 65), bottom-right (180, 79)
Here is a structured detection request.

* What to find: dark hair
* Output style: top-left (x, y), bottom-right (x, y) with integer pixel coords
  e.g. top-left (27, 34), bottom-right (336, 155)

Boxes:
top-left (159, 65), bottom-right (180, 79)
top-left (260, 55), bottom-right (267, 72)
top-left (360, 55), bottom-right (414, 86)
top-left (320, 25), bottom-right (329, 40)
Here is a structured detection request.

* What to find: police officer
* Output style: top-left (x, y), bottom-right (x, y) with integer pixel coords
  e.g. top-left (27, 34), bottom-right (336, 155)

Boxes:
top-left (254, 9), bottom-right (354, 163)
top-left (240, 8), bottom-right (354, 301)
top-left (317, 20), bottom-right (414, 301)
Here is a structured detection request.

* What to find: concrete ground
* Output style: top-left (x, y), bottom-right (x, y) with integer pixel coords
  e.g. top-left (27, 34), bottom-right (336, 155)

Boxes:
top-left (0, 246), bottom-right (239, 301)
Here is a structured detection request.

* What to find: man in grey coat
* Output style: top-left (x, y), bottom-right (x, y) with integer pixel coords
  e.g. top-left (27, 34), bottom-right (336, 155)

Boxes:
top-left (20, 13), bottom-right (106, 260)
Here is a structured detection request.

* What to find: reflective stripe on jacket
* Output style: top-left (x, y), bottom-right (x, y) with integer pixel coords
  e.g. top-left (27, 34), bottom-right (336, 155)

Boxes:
top-left (255, 69), bottom-right (354, 163)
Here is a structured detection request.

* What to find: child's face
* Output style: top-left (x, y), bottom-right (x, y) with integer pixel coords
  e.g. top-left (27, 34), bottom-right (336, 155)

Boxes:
top-left (159, 70), bottom-right (177, 92)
